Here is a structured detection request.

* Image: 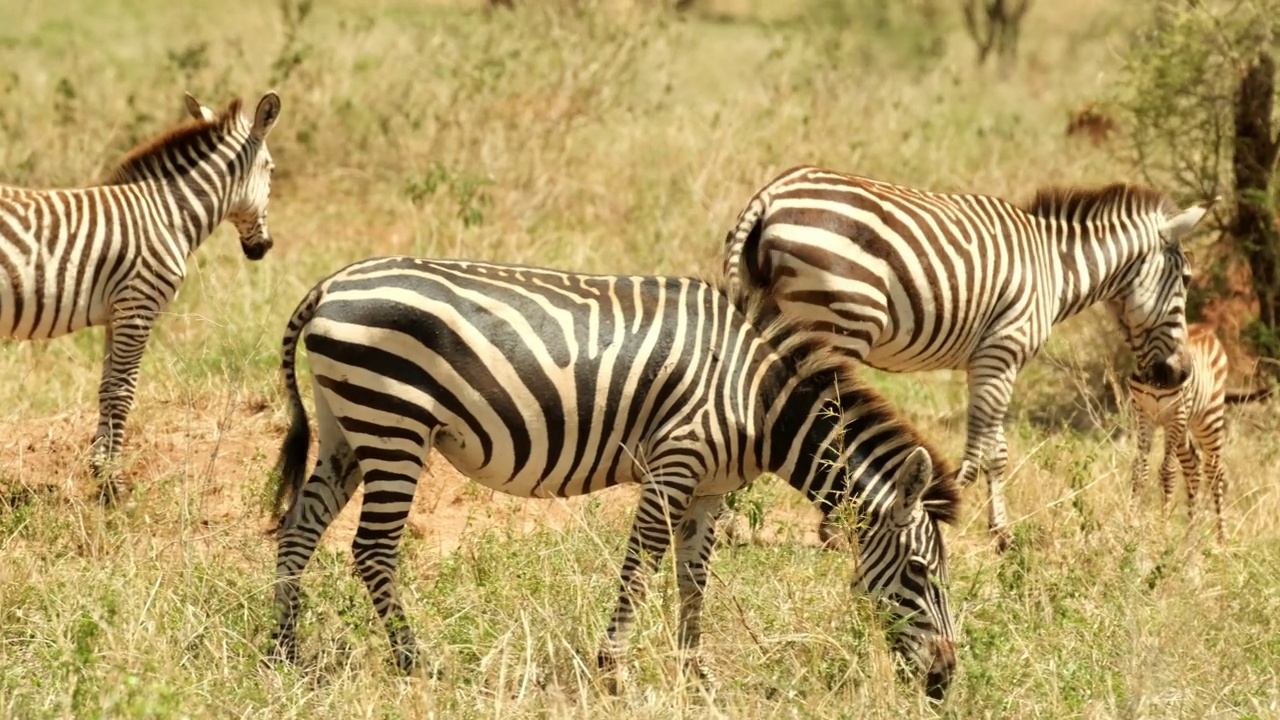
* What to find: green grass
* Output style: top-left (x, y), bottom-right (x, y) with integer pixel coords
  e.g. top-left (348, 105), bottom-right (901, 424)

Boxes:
top-left (0, 0), bottom-right (1278, 717)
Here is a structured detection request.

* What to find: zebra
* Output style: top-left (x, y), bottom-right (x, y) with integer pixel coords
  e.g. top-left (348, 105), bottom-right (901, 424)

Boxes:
top-left (1129, 322), bottom-right (1269, 540)
top-left (0, 91), bottom-right (281, 498)
top-left (268, 256), bottom-right (962, 698)
top-left (723, 166), bottom-right (1214, 551)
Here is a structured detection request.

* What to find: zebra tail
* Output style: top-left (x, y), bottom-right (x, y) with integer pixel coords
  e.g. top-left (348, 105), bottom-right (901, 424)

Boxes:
top-left (722, 194), bottom-right (768, 301)
top-left (273, 283), bottom-right (322, 525)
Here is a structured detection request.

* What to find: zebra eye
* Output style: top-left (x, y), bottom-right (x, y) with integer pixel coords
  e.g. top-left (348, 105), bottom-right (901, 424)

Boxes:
top-left (907, 556), bottom-right (928, 573)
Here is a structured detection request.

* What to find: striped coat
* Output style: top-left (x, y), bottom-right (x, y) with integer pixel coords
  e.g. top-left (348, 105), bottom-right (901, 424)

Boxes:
top-left (724, 165), bottom-right (1213, 550)
top-left (1129, 322), bottom-right (1265, 540)
top-left (0, 91), bottom-right (281, 498)
top-left (268, 257), bottom-right (961, 698)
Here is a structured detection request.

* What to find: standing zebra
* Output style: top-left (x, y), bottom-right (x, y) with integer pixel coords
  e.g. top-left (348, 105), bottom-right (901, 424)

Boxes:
top-left (269, 257), bottom-right (961, 698)
top-left (724, 166), bottom-right (1213, 550)
top-left (0, 91), bottom-right (281, 497)
top-left (1129, 322), bottom-right (1266, 540)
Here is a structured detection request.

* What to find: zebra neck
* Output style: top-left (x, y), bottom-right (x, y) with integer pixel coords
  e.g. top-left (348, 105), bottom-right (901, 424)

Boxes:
top-left (117, 178), bottom-right (219, 258)
top-left (113, 137), bottom-right (245, 254)
top-left (1045, 215), bottom-right (1161, 324)
top-left (760, 378), bottom-right (871, 516)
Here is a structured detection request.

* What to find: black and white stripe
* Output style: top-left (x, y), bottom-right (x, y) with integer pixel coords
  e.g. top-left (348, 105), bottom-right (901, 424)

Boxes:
top-left (1129, 322), bottom-right (1260, 541)
top-left (268, 256), bottom-right (962, 698)
top-left (0, 91), bottom-right (281, 495)
top-left (724, 166), bottom-right (1213, 551)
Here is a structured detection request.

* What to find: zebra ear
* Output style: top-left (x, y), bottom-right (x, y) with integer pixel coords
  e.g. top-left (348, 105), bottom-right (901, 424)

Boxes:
top-left (1161, 197), bottom-right (1216, 246)
top-left (251, 91), bottom-right (282, 140)
top-left (892, 446), bottom-right (933, 523)
top-left (184, 93), bottom-right (216, 122)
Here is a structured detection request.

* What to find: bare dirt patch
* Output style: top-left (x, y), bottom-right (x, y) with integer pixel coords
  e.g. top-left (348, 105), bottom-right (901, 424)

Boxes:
top-left (0, 392), bottom-right (653, 559)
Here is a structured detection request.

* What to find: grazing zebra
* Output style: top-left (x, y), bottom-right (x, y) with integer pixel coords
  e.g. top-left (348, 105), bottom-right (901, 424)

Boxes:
top-left (269, 257), bottom-right (961, 698)
top-left (0, 91), bottom-right (281, 497)
top-left (724, 166), bottom-right (1214, 551)
top-left (1129, 322), bottom-right (1269, 540)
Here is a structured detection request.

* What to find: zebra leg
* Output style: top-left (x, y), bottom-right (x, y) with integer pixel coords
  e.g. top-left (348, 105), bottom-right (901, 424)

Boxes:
top-left (597, 478), bottom-right (693, 692)
top-left (1204, 451), bottom-right (1227, 541)
top-left (1130, 411), bottom-right (1155, 500)
top-left (964, 363), bottom-right (1018, 551)
top-left (91, 314), bottom-right (154, 503)
top-left (985, 423), bottom-right (1013, 551)
top-left (90, 327), bottom-right (115, 474)
top-left (1176, 436), bottom-right (1202, 524)
top-left (271, 394), bottom-right (363, 665)
top-left (674, 495), bottom-right (725, 686)
top-left (350, 460), bottom-right (422, 675)
top-left (1162, 412), bottom-right (1187, 512)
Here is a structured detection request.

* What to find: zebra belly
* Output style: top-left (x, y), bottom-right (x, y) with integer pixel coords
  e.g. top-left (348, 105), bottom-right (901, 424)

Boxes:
top-left (431, 427), bottom-right (642, 498)
top-left (861, 337), bottom-right (978, 373)
top-left (305, 318), bottom-right (651, 500)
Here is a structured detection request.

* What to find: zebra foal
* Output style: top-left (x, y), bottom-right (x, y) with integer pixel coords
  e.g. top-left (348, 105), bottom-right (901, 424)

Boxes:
top-left (725, 166), bottom-right (1214, 550)
top-left (0, 91), bottom-right (281, 497)
top-left (269, 257), bottom-right (961, 698)
top-left (1129, 322), bottom-right (1265, 540)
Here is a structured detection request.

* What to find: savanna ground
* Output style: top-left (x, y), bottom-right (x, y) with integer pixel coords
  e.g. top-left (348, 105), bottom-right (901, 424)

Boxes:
top-left (0, 0), bottom-right (1278, 717)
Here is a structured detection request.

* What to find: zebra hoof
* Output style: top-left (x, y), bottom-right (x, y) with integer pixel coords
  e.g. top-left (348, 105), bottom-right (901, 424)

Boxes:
top-left (817, 519), bottom-right (850, 552)
top-left (97, 479), bottom-right (130, 507)
top-left (683, 654), bottom-right (717, 693)
top-left (991, 526), bottom-right (1012, 554)
top-left (393, 646), bottom-right (420, 676)
top-left (264, 635), bottom-right (298, 669)
top-left (596, 648), bottom-right (625, 694)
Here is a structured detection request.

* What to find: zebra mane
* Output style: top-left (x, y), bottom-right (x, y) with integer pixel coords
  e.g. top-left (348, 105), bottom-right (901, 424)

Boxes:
top-left (1021, 182), bottom-right (1178, 221)
top-left (719, 280), bottom-right (962, 525)
top-left (102, 98), bottom-right (245, 186)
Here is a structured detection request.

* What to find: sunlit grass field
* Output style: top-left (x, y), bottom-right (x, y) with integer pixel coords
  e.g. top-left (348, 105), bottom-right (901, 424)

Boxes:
top-left (0, 1), bottom-right (1277, 717)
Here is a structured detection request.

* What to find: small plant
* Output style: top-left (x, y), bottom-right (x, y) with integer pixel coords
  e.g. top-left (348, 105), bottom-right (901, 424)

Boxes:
top-left (403, 162), bottom-right (494, 228)
top-left (166, 41), bottom-right (208, 80)
top-left (53, 76), bottom-right (77, 127)
top-left (1243, 317), bottom-right (1280, 357)
top-left (271, 0), bottom-right (314, 86)
top-left (722, 480), bottom-right (769, 536)
top-left (403, 163), bottom-right (450, 205)
top-left (1068, 443), bottom-right (1099, 535)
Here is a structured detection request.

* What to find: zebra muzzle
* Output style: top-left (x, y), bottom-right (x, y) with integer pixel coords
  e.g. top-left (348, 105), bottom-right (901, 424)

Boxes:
top-left (924, 638), bottom-right (956, 700)
top-left (1148, 356), bottom-right (1190, 389)
top-left (241, 236), bottom-right (273, 261)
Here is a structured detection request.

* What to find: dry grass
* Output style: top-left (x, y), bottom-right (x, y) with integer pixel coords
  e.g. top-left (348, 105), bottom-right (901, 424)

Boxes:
top-left (0, 0), bottom-right (1277, 717)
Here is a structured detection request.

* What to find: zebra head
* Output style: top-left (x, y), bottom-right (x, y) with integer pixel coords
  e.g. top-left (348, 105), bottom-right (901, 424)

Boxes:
top-left (225, 91), bottom-right (281, 261)
top-left (1111, 200), bottom-right (1214, 390)
top-left (852, 446), bottom-right (956, 700)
